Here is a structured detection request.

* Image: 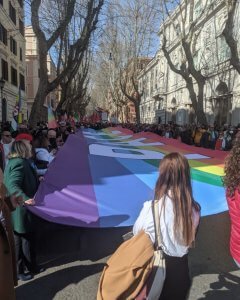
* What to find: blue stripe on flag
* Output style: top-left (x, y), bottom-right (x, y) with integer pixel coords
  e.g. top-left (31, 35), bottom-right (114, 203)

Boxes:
top-left (88, 155), bottom-right (153, 227)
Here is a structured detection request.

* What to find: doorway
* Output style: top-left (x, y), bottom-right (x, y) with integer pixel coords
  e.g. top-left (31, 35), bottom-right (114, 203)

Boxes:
top-left (214, 82), bottom-right (232, 126)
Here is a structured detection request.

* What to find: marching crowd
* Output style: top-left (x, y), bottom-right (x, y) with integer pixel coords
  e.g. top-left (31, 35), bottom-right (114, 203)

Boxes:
top-left (0, 117), bottom-right (240, 300)
top-left (0, 119), bottom-right (77, 299)
top-left (83, 121), bottom-right (240, 151)
top-left (119, 122), bottom-right (240, 151)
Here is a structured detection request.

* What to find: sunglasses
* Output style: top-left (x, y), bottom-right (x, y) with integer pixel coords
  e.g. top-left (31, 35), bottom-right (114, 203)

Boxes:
top-left (3, 134), bottom-right (11, 137)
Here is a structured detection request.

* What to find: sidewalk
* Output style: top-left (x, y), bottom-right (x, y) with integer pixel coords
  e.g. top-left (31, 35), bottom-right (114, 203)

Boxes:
top-left (16, 212), bottom-right (240, 300)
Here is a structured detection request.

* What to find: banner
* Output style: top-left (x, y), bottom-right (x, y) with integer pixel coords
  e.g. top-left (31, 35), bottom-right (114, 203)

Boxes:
top-left (29, 128), bottom-right (228, 228)
top-left (48, 106), bottom-right (58, 129)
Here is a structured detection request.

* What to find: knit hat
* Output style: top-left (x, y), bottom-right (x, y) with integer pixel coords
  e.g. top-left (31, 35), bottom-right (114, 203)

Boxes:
top-left (15, 133), bottom-right (33, 142)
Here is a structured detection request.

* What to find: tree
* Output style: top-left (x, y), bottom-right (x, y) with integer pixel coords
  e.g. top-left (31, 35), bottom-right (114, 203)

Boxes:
top-left (56, 50), bottom-right (91, 114)
top-left (29, 0), bottom-right (104, 126)
top-left (93, 0), bottom-right (160, 124)
top-left (119, 62), bottom-right (145, 124)
top-left (160, 0), bottom-right (216, 125)
top-left (222, 0), bottom-right (240, 75)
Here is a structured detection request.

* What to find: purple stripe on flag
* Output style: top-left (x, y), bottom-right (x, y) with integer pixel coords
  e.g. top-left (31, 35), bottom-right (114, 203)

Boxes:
top-left (29, 131), bottom-right (100, 227)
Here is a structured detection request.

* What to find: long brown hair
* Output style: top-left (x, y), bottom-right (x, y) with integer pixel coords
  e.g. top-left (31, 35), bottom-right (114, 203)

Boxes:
top-left (223, 138), bottom-right (240, 197)
top-left (154, 152), bottom-right (200, 246)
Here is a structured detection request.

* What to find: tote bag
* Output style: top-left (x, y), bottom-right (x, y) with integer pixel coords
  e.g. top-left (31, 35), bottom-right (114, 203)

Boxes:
top-left (136, 200), bottom-right (166, 300)
top-left (97, 230), bottom-right (154, 300)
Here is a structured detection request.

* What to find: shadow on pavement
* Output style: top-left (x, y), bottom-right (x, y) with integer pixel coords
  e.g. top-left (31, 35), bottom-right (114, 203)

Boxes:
top-left (189, 211), bottom-right (238, 277)
top-left (197, 273), bottom-right (240, 300)
top-left (30, 210), bottom-right (240, 300)
top-left (188, 211), bottom-right (240, 300)
top-left (16, 263), bottom-right (105, 300)
top-left (37, 211), bottom-right (237, 274)
top-left (35, 217), bottom-right (131, 267)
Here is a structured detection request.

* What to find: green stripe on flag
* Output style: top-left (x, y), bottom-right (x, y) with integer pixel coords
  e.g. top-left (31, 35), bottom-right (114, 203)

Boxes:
top-left (144, 159), bottom-right (223, 187)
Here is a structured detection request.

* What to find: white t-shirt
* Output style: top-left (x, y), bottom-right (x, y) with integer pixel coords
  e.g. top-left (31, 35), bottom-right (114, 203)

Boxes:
top-left (133, 196), bottom-right (200, 257)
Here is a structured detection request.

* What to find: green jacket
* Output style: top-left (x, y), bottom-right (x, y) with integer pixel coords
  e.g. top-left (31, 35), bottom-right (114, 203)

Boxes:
top-left (4, 157), bottom-right (39, 234)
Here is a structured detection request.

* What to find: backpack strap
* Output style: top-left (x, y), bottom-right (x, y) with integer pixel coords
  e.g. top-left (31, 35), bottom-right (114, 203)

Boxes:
top-left (152, 200), bottom-right (162, 250)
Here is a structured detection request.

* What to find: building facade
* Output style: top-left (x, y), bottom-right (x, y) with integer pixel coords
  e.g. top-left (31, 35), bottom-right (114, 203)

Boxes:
top-left (139, 51), bottom-right (169, 124)
top-left (0, 0), bottom-right (27, 122)
top-left (25, 26), bottom-right (59, 119)
top-left (139, 0), bottom-right (240, 126)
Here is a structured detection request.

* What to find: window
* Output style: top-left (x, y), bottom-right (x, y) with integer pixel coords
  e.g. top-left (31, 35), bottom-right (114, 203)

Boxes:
top-left (11, 66), bottom-right (18, 86)
top-left (218, 36), bottom-right (230, 62)
top-left (10, 36), bottom-right (17, 55)
top-left (175, 24), bottom-right (181, 36)
top-left (19, 73), bottom-right (25, 90)
top-left (0, 23), bottom-right (8, 45)
top-left (19, 19), bottom-right (24, 36)
top-left (9, 2), bottom-right (16, 25)
top-left (193, 50), bottom-right (199, 69)
top-left (204, 25), bottom-right (212, 48)
top-left (194, 0), bottom-right (202, 18)
top-left (20, 47), bottom-right (23, 61)
top-left (2, 59), bottom-right (8, 81)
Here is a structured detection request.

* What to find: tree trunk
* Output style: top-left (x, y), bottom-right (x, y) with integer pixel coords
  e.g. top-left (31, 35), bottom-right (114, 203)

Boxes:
top-left (186, 80), bottom-right (207, 125)
top-left (56, 82), bottom-right (68, 112)
top-left (196, 82), bottom-right (207, 125)
top-left (134, 102), bottom-right (140, 124)
top-left (28, 81), bottom-right (48, 127)
top-left (222, 1), bottom-right (240, 75)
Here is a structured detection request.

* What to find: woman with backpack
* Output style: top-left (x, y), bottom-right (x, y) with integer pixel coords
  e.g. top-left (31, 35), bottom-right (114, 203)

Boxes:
top-left (133, 152), bottom-right (201, 300)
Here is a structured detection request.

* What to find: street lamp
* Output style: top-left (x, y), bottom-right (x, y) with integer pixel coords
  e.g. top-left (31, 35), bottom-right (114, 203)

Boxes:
top-left (0, 78), bottom-right (5, 123)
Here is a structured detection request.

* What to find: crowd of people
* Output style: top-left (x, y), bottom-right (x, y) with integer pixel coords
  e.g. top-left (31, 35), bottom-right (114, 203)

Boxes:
top-left (0, 117), bottom-right (239, 299)
top-left (0, 119), bottom-right (77, 299)
top-left (117, 122), bottom-right (240, 151)
top-left (81, 121), bottom-right (240, 151)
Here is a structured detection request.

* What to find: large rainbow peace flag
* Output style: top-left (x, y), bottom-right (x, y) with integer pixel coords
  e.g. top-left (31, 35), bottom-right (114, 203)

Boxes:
top-left (29, 127), bottom-right (228, 227)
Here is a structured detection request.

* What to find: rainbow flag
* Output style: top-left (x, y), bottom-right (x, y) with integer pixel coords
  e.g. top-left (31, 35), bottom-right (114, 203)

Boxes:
top-left (48, 106), bottom-right (58, 129)
top-left (29, 127), bottom-right (228, 228)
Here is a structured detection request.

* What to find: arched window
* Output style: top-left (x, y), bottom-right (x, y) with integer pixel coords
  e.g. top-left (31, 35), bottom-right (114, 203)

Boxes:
top-left (214, 81), bottom-right (231, 126)
top-left (171, 97), bottom-right (177, 106)
top-left (215, 81), bottom-right (228, 96)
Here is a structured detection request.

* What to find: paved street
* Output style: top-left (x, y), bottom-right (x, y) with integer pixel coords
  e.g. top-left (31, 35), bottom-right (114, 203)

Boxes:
top-left (16, 212), bottom-right (240, 300)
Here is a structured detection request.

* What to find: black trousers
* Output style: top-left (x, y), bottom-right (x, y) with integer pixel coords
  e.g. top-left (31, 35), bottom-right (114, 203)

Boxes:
top-left (159, 253), bottom-right (190, 300)
top-left (14, 231), bottom-right (38, 274)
